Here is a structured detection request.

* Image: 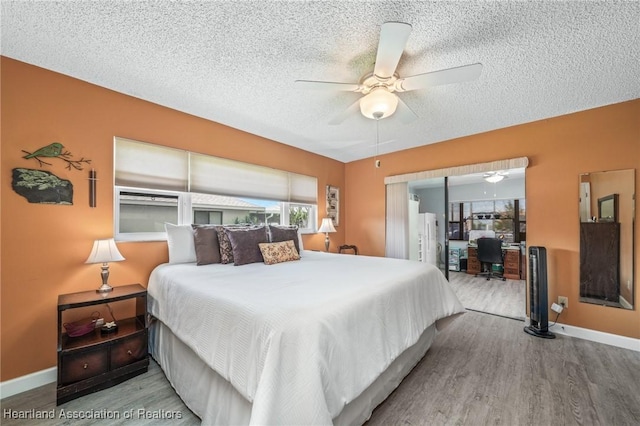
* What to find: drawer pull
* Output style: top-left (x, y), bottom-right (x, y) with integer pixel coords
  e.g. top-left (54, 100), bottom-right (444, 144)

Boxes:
top-left (83, 363), bottom-right (88, 369)
top-left (127, 350), bottom-right (132, 356)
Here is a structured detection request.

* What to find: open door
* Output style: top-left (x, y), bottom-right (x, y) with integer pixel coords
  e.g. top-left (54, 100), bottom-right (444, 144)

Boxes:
top-left (408, 177), bottom-right (448, 279)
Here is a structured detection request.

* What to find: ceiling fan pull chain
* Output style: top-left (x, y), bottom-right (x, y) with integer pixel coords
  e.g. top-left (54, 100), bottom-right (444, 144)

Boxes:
top-left (375, 114), bottom-right (381, 168)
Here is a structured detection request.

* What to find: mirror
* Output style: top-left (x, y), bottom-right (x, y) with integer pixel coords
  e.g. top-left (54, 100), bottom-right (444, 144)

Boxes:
top-left (579, 169), bottom-right (635, 309)
top-left (598, 194), bottom-right (618, 222)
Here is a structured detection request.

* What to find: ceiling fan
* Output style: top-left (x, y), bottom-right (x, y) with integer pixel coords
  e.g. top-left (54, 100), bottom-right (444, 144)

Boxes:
top-left (483, 171), bottom-right (509, 183)
top-left (295, 22), bottom-right (483, 124)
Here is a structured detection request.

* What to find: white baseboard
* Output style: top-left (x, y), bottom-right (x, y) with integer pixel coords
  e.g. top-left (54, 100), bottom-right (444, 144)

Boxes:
top-left (0, 367), bottom-right (57, 400)
top-left (544, 320), bottom-right (640, 352)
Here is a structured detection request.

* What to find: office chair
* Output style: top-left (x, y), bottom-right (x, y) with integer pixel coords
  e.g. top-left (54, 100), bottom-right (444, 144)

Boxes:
top-left (476, 238), bottom-right (506, 281)
top-left (338, 244), bottom-right (358, 255)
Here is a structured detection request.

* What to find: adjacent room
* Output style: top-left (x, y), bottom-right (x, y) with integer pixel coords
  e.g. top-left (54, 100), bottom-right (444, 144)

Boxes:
top-left (408, 168), bottom-right (527, 320)
top-left (1, 1), bottom-right (639, 425)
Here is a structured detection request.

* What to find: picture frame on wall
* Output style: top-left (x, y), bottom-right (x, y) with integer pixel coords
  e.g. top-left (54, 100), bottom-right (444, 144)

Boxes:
top-left (326, 185), bottom-right (339, 226)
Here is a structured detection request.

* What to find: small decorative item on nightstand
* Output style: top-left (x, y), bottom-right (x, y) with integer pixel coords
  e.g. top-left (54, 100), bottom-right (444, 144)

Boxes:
top-left (100, 303), bottom-right (118, 334)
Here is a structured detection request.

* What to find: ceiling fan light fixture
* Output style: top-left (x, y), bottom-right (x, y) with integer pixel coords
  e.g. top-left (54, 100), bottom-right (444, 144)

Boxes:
top-left (484, 172), bottom-right (507, 183)
top-left (359, 87), bottom-right (398, 120)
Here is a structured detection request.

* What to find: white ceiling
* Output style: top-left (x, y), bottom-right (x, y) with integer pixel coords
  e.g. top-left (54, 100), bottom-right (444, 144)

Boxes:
top-left (2, 1), bottom-right (639, 163)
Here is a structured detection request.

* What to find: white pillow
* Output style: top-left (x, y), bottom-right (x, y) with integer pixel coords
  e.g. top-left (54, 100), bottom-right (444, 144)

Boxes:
top-left (298, 230), bottom-right (304, 252)
top-left (165, 223), bottom-right (196, 264)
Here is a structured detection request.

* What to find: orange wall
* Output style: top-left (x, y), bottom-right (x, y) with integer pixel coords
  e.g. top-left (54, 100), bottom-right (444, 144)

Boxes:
top-left (345, 99), bottom-right (640, 339)
top-left (0, 57), bottom-right (345, 381)
top-left (1, 56), bottom-right (639, 383)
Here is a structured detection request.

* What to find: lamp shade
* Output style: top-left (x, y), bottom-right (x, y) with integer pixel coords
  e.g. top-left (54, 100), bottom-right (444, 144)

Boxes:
top-left (359, 87), bottom-right (398, 120)
top-left (85, 239), bottom-right (125, 264)
top-left (318, 218), bottom-right (337, 233)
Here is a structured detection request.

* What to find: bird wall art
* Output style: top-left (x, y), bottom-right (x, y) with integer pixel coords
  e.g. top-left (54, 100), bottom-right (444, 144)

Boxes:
top-left (22, 142), bottom-right (91, 171)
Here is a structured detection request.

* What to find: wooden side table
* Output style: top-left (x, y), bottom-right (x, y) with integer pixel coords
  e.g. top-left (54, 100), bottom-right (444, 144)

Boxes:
top-left (57, 284), bottom-right (149, 405)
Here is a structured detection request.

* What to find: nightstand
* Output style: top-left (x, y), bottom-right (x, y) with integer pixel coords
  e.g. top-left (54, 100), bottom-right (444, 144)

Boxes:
top-left (57, 284), bottom-right (149, 405)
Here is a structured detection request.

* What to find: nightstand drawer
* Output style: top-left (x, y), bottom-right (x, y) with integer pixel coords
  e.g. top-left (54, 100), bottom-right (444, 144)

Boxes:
top-left (110, 332), bottom-right (147, 369)
top-left (60, 347), bottom-right (108, 385)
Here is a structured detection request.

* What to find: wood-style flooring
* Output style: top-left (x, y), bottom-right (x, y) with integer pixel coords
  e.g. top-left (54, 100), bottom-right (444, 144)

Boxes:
top-left (1, 359), bottom-right (199, 426)
top-left (3, 311), bottom-right (639, 425)
top-left (367, 311), bottom-right (640, 425)
top-left (448, 271), bottom-right (526, 320)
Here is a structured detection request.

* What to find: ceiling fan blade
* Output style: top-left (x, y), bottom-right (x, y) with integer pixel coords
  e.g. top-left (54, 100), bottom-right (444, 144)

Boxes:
top-left (295, 80), bottom-right (361, 92)
top-left (394, 96), bottom-right (418, 124)
top-left (396, 63), bottom-right (483, 92)
top-left (373, 22), bottom-right (412, 79)
top-left (329, 98), bottom-right (361, 125)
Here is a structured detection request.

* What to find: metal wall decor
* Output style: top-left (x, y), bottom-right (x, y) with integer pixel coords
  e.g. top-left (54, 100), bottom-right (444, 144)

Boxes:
top-left (89, 169), bottom-right (97, 207)
top-left (22, 142), bottom-right (91, 170)
top-left (11, 168), bottom-right (73, 205)
top-left (326, 185), bottom-right (339, 226)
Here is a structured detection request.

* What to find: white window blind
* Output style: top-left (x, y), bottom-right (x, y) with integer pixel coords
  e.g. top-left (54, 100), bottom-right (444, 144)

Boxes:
top-left (114, 138), bottom-right (188, 191)
top-left (190, 153), bottom-right (290, 201)
top-left (289, 174), bottom-right (317, 204)
top-left (114, 137), bottom-right (317, 203)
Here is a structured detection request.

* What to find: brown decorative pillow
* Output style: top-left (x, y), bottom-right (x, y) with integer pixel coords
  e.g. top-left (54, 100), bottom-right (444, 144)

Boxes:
top-left (269, 225), bottom-right (300, 254)
top-left (225, 226), bottom-right (269, 266)
top-left (259, 240), bottom-right (301, 265)
top-left (192, 225), bottom-right (221, 265)
top-left (216, 225), bottom-right (248, 264)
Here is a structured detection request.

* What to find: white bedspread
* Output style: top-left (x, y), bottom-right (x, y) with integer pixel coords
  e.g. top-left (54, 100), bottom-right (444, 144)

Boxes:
top-left (148, 251), bottom-right (464, 425)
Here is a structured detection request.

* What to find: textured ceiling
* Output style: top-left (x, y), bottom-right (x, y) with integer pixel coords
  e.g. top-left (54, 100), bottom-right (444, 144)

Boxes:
top-left (2, 1), bottom-right (639, 163)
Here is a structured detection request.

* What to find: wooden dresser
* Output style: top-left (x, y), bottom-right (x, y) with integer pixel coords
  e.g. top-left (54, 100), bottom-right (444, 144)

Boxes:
top-left (580, 222), bottom-right (620, 301)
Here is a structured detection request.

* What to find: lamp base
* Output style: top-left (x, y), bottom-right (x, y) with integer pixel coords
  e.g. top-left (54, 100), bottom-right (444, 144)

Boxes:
top-left (96, 283), bottom-right (113, 293)
top-left (96, 264), bottom-right (113, 292)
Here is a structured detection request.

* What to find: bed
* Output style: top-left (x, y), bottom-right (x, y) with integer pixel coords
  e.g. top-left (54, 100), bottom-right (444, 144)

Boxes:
top-left (148, 246), bottom-right (464, 425)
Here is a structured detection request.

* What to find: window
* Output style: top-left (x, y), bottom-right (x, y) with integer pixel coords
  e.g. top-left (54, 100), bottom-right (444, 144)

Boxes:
top-left (288, 204), bottom-right (312, 229)
top-left (115, 188), bottom-right (188, 241)
top-left (448, 198), bottom-right (526, 243)
top-left (115, 187), bottom-right (317, 241)
top-left (193, 210), bottom-right (222, 225)
top-left (114, 138), bottom-right (318, 241)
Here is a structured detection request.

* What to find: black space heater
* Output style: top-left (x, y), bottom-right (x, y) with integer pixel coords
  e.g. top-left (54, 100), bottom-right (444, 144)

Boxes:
top-left (524, 246), bottom-right (555, 339)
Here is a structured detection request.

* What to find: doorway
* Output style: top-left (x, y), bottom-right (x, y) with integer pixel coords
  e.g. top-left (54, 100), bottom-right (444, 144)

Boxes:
top-left (408, 168), bottom-right (527, 320)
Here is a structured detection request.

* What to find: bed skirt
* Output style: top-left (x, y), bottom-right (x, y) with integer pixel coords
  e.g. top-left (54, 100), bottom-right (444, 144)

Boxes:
top-left (150, 319), bottom-right (438, 425)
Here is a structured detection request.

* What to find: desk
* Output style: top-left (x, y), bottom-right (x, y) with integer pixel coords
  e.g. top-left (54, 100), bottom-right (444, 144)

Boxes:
top-left (466, 245), bottom-right (522, 280)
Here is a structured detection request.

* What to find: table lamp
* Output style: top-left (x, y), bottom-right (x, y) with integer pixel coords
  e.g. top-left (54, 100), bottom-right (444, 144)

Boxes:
top-left (318, 218), bottom-right (336, 251)
top-left (85, 238), bottom-right (125, 293)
